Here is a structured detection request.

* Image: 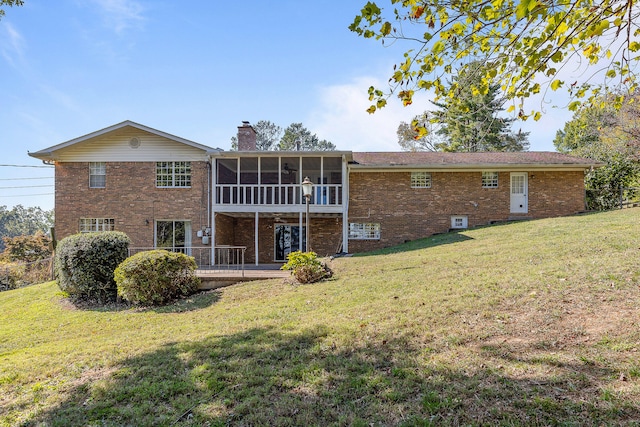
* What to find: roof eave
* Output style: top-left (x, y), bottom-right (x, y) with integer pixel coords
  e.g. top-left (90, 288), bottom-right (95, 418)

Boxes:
top-left (348, 162), bottom-right (603, 171)
top-left (31, 120), bottom-right (217, 156)
top-left (212, 150), bottom-right (354, 161)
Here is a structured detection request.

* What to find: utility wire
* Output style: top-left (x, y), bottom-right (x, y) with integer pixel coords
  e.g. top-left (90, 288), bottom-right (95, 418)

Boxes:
top-left (0, 164), bottom-right (54, 168)
top-left (0, 185), bottom-right (54, 189)
top-left (0, 177), bottom-right (53, 181)
top-left (0, 193), bottom-right (54, 197)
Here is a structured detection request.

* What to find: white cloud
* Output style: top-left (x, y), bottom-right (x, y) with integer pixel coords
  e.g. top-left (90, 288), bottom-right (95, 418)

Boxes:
top-left (39, 84), bottom-right (84, 115)
top-left (307, 76), bottom-right (432, 152)
top-left (91, 0), bottom-right (145, 35)
top-left (0, 23), bottom-right (26, 68)
top-left (311, 74), bottom-right (576, 153)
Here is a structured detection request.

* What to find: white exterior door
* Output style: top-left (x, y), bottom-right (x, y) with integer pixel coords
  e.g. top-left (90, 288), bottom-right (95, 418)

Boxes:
top-left (510, 173), bottom-right (528, 213)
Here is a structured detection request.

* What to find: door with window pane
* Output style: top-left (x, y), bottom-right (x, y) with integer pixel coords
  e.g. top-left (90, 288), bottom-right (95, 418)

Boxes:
top-left (510, 173), bottom-right (528, 213)
top-left (156, 220), bottom-right (191, 254)
top-left (274, 224), bottom-right (306, 261)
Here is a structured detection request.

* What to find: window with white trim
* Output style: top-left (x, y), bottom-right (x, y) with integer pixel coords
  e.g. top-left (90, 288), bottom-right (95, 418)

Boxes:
top-left (79, 218), bottom-right (115, 233)
top-left (411, 171), bottom-right (432, 188)
top-left (156, 161), bottom-right (192, 188)
top-left (482, 171), bottom-right (499, 188)
top-left (89, 162), bottom-right (106, 188)
top-left (349, 223), bottom-right (381, 240)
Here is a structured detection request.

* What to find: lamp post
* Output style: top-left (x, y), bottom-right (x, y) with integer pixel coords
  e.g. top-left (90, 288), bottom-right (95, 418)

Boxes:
top-left (301, 176), bottom-right (313, 252)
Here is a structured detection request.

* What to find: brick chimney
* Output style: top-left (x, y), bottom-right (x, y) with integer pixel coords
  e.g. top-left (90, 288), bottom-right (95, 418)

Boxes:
top-left (237, 121), bottom-right (257, 151)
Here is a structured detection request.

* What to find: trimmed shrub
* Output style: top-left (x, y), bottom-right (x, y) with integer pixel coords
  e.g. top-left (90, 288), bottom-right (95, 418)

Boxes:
top-left (115, 250), bottom-right (200, 306)
top-left (54, 231), bottom-right (130, 303)
top-left (281, 251), bottom-right (331, 284)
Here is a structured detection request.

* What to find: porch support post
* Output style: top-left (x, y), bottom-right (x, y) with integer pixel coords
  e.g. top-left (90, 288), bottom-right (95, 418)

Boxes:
top-left (211, 158), bottom-right (217, 266)
top-left (255, 212), bottom-right (259, 266)
top-left (342, 155), bottom-right (349, 253)
top-left (299, 211), bottom-right (303, 252)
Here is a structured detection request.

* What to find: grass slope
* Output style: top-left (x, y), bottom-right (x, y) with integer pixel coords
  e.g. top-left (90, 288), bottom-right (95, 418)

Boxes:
top-left (1, 209), bottom-right (639, 426)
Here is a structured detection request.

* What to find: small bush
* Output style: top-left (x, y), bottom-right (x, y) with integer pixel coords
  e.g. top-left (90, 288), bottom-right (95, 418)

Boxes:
top-left (0, 262), bottom-right (23, 291)
top-left (54, 231), bottom-right (130, 304)
top-left (0, 259), bottom-right (52, 291)
top-left (281, 251), bottom-right (331, 284)
top-left (115, 250), bottom-right (200, 306)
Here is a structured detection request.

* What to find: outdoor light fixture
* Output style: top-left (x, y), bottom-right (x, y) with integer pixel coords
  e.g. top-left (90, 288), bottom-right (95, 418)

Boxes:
top-left (301, 176), bottom-right (313, 252)
top-left (301, 176), bottom-right (313, 198)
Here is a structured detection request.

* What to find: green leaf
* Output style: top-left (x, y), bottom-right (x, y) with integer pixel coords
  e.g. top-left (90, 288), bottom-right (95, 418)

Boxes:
top-left (381, 21), bottom-right (392, 36)
top-left (432, 41), bottom-right (445, 55)
top-left (551, 79), bottom-right (563, 91)
top-left (568, 101), bottom-right (581, 111)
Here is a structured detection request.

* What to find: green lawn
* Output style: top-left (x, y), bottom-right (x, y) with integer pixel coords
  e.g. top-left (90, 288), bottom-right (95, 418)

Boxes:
top-left (1, 209), bottom-right (639, 426)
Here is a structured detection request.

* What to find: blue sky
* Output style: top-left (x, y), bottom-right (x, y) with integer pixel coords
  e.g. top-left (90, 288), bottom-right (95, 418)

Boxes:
top-left (1, 0), bottom-right (575, 211)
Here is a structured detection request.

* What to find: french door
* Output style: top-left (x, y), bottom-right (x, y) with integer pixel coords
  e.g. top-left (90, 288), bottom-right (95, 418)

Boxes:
top-left (274, 224), bottom-right (306, 261)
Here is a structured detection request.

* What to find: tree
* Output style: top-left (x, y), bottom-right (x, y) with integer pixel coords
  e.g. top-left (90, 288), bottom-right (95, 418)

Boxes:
top-left (431, 64), bottom-right (529, 151)
top-left (398, 63), bottom-right (529, 152)
top-left (554, 93), bottom-right (640, 209)
top-left (278, 123), bottom-right (336, 151)
top-left (230, 120), bottom-right (283, 151)
top-left (350, 1), bottom-right (640, 118)
top-left (0, 205), bottom-right (54, 251)
top-left (1, 232), bottom-right (51, 263)
top-left (397, 112), bottom-right (445, 151)
top-left (0, 0), bottom-right (23, 20)
top-left (230, 121), bottom-right (336, 151)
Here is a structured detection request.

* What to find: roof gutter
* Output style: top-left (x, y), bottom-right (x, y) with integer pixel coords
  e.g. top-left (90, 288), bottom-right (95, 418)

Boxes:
top-left (348, 162), bottom-right (604, 171)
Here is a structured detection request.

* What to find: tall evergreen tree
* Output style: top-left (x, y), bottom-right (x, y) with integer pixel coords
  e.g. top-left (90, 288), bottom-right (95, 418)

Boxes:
top-left (278, 123), bottom-right (336, 151)
top-left (230, 120), bottom-right (283, 151)
top-left (432, 63), bottom-right (529, 152)
top-left (398, 63), bottom-right (529, 152)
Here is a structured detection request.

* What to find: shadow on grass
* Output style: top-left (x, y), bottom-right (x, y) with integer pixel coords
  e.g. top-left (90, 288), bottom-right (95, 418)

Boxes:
top-left (21, 327), bottom-right (640, 426)
top-left (354, 230), bottom-right (475, 257)
top-left (59, 289), bottom-right (222, 314)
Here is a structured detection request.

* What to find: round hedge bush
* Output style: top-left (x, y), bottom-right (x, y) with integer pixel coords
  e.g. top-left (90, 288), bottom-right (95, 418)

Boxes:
top-left (54, 231), bottom-right (130, 303)
top-left (114, 250), bottom-right (200, 305)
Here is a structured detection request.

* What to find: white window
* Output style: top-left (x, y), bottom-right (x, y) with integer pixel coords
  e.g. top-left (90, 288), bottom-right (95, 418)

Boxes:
top-left (79, 218), bottom-right (115, 233)
top-left (482, 171), bottom-right (499, 188)
top-left (156, 161), bottom-right (192, 188)
top-left (349, 223), bottom-right (381, 240)
top-left (450, 215), bottom-right (468, 229)
top-left (89, 162), bottom-right (106, 188)
top-left (411, 172), bottom-right (432, 188)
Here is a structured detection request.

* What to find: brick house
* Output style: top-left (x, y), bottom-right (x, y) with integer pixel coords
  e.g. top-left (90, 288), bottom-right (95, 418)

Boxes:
top-left (29, 120), bottom-right (600, 265)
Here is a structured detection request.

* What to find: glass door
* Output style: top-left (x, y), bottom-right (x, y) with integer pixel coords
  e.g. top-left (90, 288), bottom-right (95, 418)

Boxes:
top-left (156, 220), bottom-right (191, 254)
top-left (274, 224), bottom-right (306, 261)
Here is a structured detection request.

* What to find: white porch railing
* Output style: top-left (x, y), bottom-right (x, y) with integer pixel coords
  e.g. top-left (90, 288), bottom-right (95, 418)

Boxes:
top-left (128, 246), bottom-right (246, 275)
top-left (215, 184), bottom-right (342, 206)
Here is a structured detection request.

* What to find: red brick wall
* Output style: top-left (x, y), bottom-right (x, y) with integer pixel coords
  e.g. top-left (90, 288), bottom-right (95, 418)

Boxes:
top-left (54, 162), bottom-right (210, 247)
top-left (347, 170), bottom-right (585, 253)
